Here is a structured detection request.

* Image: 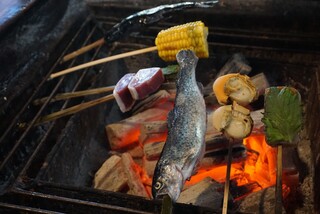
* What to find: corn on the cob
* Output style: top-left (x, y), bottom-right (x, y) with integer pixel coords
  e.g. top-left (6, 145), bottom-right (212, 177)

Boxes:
top-left (155, 21), bottom-right (209, 61)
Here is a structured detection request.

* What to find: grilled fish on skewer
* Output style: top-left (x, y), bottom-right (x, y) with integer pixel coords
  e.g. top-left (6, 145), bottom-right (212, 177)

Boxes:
top-left (152, 50), bottom-right (207, 201)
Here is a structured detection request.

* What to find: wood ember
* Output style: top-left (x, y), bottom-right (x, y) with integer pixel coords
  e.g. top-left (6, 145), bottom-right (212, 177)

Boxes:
top-left (132, 90), bottom-right (171, 114)
top-left (201, 144), bottom-right (247, 169)
top-left (237, 186), bottom-right (286, 213)
top-left (203, 53), bottom-right (252, 99)
top-left (121, 153), bottom-right (149, 198)
top-left (217, 53), bottom-right (252, 78)
top-left (251, 73), bottom-right (269, 96)
top-left (177, 177), bottom-right (224, 209)
top-left (127, 144), bottom-right (144, 158)
top-left (139, 121), bottom-right (168, 145)
top-left (250, 109), bottom-right (265, 134)
top-left (105, 107), bottom-right (169, 150)
top-left (205, 132), bottom-right (229, 153)
top-left (143, 141), bottom-right (165, 160)
top-left (142, 157), bottom-right (158, 177)
top-left (93, 155), bottom-right (128, 192)
top-left (140, 121), bottom-right (168, 134)
top-left (230, 181), bottom-right (262, 199)
top-left (143, 133), bottom-right (229, 162)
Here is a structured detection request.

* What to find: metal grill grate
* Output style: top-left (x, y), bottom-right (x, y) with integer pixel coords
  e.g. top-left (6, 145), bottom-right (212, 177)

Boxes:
top-left (0, 2), bottom-right (319, 213)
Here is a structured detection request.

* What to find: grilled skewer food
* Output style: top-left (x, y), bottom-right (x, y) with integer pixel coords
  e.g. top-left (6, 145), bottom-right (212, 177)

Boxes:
top-left (213, 73), bottom-right (258, 106)
top-left (62, 1), bottom-right (217, 62)
top-left (50, 21), bottom-right (210, 79)
top-left (152, 50), bottom-right (207, 201)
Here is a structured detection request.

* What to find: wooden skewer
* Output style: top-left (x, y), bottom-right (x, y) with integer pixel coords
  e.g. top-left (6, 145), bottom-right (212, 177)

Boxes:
top-left (61, 38), bottom-right (105, 63)
top-left (222, 140), bottom-right (233, 214)
top-left (275, 145), bottom-right (283, 214)
top-left (49, 46), bottom-right (158, 80)
top-left (35, 94), bottom-right (114, 125)
top-left (33, 86), bottom-right (115, 105)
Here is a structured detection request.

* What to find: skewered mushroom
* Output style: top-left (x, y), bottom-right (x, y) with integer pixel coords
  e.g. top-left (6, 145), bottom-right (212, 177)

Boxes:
top-left (213, 73), bottom-right (258, 106)
top-left (212, 101), bottom-right (253, 139)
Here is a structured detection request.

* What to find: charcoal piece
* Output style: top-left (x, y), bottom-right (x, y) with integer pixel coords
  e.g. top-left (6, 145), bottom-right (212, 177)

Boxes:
top-left (237, 186), bottom-right (286, 213)
top-left (177, 177), bottom-right (225, 209)
top-left (217, 53), bottom-right (252, 77)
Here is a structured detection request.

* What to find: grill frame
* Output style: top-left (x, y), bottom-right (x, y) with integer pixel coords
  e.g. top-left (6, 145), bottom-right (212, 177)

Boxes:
top-left (0, 0), bottom-right (320, 213)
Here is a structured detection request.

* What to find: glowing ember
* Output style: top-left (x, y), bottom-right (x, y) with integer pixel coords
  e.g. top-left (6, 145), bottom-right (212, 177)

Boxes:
top-left (186, 134), bottom-right (279, 197)
top-left (98, 104), bottom-right (296, 202)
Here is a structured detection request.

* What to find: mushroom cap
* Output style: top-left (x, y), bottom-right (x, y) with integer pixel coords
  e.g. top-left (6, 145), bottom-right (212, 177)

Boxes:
top-left (212, 101), bottom-right (253, 139)
top-left (213, 73), bottom-right (258, 106)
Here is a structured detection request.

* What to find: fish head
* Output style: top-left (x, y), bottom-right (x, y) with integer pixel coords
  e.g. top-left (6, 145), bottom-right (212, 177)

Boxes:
top-left (152, 163), bottom-right (184, 201)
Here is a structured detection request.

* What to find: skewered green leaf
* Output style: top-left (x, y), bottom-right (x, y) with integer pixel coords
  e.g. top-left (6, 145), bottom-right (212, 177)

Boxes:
top-left (161, 65), bottom-right (180, 81)
top-left (262, 87), bottom-right (303, 146)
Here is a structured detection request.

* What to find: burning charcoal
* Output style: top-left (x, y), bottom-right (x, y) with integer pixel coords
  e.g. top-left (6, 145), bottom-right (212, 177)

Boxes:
top-left (250, 109), bottom-right (265, 134)
top-left (200, 144), bottom-right (247, 169)
top-left (250, 73), bottom-right (270, 96)
top-left (203, 53), bottom-right (252, 97)
top-left (217, 53), bottom-right (252, 77)
top-left (143, 132), bottom-right (228, 161)
top-left (105, 107), bottom-right (169, 150)
top-left (142, 157), bottom-right (158, 177)
top-left (140, 121), bottom-right (168, 134)
top-left (127, 144), bottom-right (144, 158)
top-left (121, 153), bottom-right (149, 198)
top-left (237, 186), bottom-right (286, 213)
top-left (177, 177), bottom-right (225, 209)
top-left (282, 147), bottom-right (299, 188)
top-left (230, 181), bottom-right (262, 199)
top-left (93, 155), bottom-right (128, 192)
top-left (143, 141), bottom-right (165, 161)
top-left (113, 73), bottom-right (136, 112)
top-left (204, 132), bottom-right (229, 153)
top-left (132, 90), bottom-right (171, 114)
top-left (243, 134), bottom-right (277, 188)
top-left (139, 120), bottom-right (168, 145)
top-left (128, 67), bottom-right (164, 100)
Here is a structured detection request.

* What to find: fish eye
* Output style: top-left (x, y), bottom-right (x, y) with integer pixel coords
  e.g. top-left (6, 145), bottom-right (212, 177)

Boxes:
top-left (154, 181), bottom-right (162, 190)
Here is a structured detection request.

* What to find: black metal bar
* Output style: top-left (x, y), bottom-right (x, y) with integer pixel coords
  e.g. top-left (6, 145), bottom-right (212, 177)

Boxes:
top-left (0, 17), bottom-right (91, 145)
top-left (18, 27), bottom-right (104, 179)
top-left (0, 19), bottom-right (93, 171)
top-left (0, 202), bottom-right (62, 214)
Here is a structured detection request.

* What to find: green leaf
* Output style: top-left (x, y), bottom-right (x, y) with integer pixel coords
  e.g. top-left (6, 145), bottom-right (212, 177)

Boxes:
top-left (161, 65), bottom-right (180, 76)
top-left (161, 65), bottom-right (180, 81)
top-left (262, 87), bottom-right (303, 146)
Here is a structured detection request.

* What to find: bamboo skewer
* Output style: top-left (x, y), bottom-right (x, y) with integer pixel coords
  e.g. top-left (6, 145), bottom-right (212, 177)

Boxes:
top-left (61, 38), bottom-right (105, 63)
top-left (33, 86), bottom-right (115, 105)
top-left (49, 46), bottom-right (158, 80)
top-left (222, 140), bottom-right (233, 214)
top-left (275, 145), bottom-right (283, 214)
top-left (35, 94), bottom-right (114, 125)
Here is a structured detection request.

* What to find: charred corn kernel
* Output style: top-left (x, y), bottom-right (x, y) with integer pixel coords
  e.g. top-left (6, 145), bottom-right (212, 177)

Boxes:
top-left (155, 21), bottom-right (209, 61)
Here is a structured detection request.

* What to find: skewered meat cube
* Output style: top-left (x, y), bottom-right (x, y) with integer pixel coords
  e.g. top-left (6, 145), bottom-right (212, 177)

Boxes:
top-left (113, 73), bottom-right (136, 112)
top-left (128, 67), bottom-right (165, 100)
